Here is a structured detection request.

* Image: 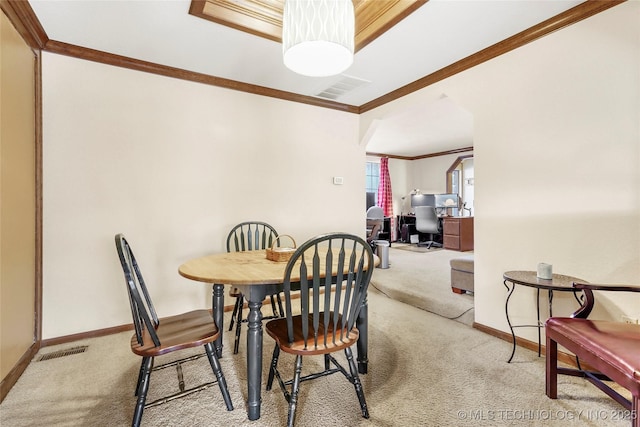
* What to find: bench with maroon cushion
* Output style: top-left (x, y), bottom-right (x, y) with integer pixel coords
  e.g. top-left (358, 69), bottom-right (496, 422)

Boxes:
top-left (545, 282), bottom-right (640, 427)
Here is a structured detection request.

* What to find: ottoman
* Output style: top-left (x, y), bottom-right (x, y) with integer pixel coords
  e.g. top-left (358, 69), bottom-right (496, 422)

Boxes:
top-left (450, 255), bottom-right (474, 294)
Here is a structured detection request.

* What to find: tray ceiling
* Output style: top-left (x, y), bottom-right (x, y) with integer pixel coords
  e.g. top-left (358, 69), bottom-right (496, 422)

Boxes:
top-left (189, 0), bottom-right (426, 51)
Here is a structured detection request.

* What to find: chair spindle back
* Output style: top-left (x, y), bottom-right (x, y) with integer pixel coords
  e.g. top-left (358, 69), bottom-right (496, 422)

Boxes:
top-left (115, 234), bottom-right (161, 348)
top-left (226, 221), bottom-right (278, 252)
top-left (282, 233), bottom-right (374, 349)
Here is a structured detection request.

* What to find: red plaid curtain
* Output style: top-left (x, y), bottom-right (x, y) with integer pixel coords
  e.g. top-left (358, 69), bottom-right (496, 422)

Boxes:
top-left (377, 157), bottom-right (394, 240)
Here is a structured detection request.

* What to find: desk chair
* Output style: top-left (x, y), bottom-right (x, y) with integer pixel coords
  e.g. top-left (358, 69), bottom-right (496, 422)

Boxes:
top-left (114, 234), bottom-right (233, 427)
top-left (227, 221), bottom-right (284, 354)
top-left (365, 206), bottom-right (384, 246)
top-left (265, 233), bottom-right (374, 427)
top-left (414, 206), bottom-right (442, 249)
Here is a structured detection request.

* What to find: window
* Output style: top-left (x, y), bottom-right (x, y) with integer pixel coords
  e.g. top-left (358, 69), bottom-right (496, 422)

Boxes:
top-left (366, 162), bottom-right (380, 205)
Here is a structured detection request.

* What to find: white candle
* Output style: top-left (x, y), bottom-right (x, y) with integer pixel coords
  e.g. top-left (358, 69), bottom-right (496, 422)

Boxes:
top-left (537, 263), bottom-right (553, 280)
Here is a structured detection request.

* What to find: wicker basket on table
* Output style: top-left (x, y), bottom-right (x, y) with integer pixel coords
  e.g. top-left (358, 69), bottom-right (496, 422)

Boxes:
top-left (265, 235), bottom-right (297, 262)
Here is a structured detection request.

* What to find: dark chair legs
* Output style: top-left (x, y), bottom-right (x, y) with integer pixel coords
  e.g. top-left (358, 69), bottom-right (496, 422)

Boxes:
top-left (204, 342), bottom-right (233, 411)
top-left (287, 355), bottom-right (304, 427)
top-left (266, 345), bottom-right (280, 391)
top-left (135, 356), bottom-right (150, 397)
top-left (345, 347), bottom-right (369, 419)
top-left (269, 293), bottom-right (285, 317)
top-left (233, 296), bottom-right (244, 355)
top-left (267, 346), bottom-right (370, 426)
top-left (133, 357), bottom-right (153, 427)
top-left (131, 347), bottom-right (233, 427)
top-left (228, 293), bottom-right (242, 332)
top-left (228, 291), bottom-right (246, 355)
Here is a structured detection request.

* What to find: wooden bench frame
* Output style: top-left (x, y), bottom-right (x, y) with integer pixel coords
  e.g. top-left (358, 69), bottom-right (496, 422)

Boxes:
top-left (545, 282), bottom-right (640, 427)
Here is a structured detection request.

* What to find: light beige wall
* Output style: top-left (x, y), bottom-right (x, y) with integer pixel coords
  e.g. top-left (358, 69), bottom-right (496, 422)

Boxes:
top-left (0, 12), bottom-right (37, 377)
top-left (39, 1), bottom-right (640, 341)
top-left (461, 159), bottom-right (474, 214)
top-left (412, 153), bottom-right (466, 195)
top-left (383, 155), bottom-right (475, 218)
top-left (41, 53), bottom-right (363, 339)
top-left (362, 2), bottom-right (640, 339)
top-left (388, 157), bottom-right (410, 220)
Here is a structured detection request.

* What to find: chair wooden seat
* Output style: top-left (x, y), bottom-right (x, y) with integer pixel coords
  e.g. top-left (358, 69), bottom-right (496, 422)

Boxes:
top-left (130, 309), bottom-right (220, 357)
top-left (266, 314), bottom-right (358, 355)
top-left (545, 283), bottom-right (640, 427)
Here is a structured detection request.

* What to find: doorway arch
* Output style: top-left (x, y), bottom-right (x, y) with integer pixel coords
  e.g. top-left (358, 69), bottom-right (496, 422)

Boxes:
top-left (446, 154), bottom-right (473, 192)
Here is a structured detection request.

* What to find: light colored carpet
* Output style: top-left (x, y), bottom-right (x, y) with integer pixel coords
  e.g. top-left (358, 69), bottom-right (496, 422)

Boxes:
top-left (371, 245), bottom-right (475, 325)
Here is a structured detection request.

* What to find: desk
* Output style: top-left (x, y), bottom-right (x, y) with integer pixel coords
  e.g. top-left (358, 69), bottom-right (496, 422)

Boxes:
top-left (442, 217), bottom-right (473, 251)
top-left (179, 250), bottom-right (374, 421)
top-left (378, 217), bottom-right (392, 244)
top-left (503, 271), bottom-right (585, 363)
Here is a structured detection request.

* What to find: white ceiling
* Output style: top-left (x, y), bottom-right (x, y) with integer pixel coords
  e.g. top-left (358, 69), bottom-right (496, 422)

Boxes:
top-left (363, 95), bottom-right (474, 157)
top-left (29, 0), bottom-right (583, 157)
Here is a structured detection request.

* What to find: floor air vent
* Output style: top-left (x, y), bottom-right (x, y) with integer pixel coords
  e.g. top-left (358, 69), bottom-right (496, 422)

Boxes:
top-left (37, 345), bottom-right (88, 361)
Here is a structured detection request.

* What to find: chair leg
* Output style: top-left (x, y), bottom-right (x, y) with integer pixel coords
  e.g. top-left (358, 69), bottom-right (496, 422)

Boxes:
top-left (204, 342), bottom-right (234, 411)
top-left (276, 293), bottom-right (285, 318)
top-left (269, 294), bottom-right (278, 317)
top-left (287, 355), bottom-right (303, 427)
top-left (545, 334), bottom-right (558, 399)
top-left (345, 347), bottom-right (369, 419)
top-left (229, 294), bottom-right (242, 332)
top-left (134, 357), bottom-right (148, 397)
top-left (266, 345), bottom-right (280, 391)
top-left (132, 356), bottom-right (153, 427)
top-left (233, 295), bottom-right (244, 354)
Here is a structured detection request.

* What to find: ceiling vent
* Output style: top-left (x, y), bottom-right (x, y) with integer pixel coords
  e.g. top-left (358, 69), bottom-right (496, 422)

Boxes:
top-left (315, 75), bottom-right (371, 100)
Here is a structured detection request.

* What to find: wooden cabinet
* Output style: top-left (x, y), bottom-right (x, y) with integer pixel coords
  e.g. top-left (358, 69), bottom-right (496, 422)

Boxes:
top-left (442, 217), bottom-right (474, 251)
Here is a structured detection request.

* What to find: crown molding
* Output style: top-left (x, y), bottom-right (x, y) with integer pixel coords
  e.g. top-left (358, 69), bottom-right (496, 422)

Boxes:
top-left (1, 0), bottom-right (48, 50)
top-left (367, 146), bottom-right (473, 161)
top-left (5, 0), bottom-right (624, 115)
top-left (44, 40), bottom-right (360, 114)
top-left (358, 0), bottom-right (626, 113)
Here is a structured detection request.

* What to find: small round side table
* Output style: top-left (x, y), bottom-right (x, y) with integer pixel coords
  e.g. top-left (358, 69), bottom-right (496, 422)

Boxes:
top-left (503, 270), bottom-right (587, 363)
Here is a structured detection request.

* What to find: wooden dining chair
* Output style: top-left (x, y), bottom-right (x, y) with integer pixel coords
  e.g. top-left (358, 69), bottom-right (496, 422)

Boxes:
top-left (265, 233), bottom-right (374, 427)
top-left (114, 234), bottom-right (233, 427)
top-left (226, 221), bottom-right (284, 354)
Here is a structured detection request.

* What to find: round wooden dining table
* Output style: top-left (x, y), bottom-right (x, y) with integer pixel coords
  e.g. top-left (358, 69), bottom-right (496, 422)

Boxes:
top-left (179, 249), bottom-right (375, 421)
